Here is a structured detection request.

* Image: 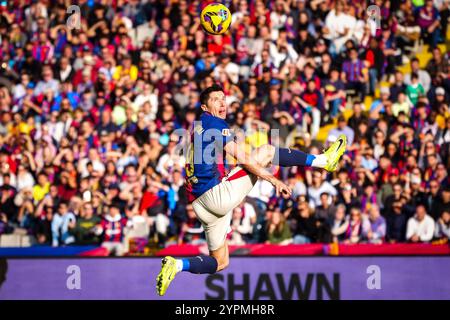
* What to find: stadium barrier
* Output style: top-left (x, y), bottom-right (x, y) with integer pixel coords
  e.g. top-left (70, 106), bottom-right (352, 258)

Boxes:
top-left (0, 256), bottom-right (449, 300)
top-left (1, 243), bottom-right (449, 257)
top-left (155, 243), bottom-right (450, 256)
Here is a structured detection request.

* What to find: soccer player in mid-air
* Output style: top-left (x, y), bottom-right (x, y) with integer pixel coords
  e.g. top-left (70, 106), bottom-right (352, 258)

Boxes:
top-left (156, 84), bottom-right (346, 296)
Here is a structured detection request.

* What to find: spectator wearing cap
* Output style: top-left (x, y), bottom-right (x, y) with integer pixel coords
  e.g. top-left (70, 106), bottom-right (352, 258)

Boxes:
top-left (430, 86), bottom-right (448, 110)
top-left (406, 204), bottom-right (435, 243)
top-left (381, 172), bottom-right (402, 210)
top-left (407, 171), bottom-right (427, 208)
top-left (370, 86), bottom-right (391, 121)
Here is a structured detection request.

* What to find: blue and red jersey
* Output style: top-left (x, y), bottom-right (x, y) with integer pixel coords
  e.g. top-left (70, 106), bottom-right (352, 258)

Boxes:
top-left (185, 112), bottom-right (235, 203)
top-left (99, 214), bottom-right (129, 242)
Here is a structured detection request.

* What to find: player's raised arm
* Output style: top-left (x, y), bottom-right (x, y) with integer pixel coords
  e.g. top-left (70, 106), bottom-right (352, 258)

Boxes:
top-left (223, 140), bottom-right (292, 197)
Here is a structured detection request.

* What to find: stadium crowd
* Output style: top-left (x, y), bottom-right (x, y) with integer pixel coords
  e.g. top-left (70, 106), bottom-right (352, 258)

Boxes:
top-left (0, 0), bottom-right (449, 255)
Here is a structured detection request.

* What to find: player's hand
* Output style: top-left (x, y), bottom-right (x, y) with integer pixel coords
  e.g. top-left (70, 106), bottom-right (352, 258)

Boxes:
top-left (271, 179), bottom-right (292, 198)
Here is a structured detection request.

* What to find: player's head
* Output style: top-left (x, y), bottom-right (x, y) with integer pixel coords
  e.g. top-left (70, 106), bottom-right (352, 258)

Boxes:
top-left (200, 84), bottom-right (227, 119)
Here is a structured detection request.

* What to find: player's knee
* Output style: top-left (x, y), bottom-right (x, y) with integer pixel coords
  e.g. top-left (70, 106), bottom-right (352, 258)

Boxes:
top-left (254, 144), bottom-right (275, 167)
top-left (216, 255), bottom-right (229, 272)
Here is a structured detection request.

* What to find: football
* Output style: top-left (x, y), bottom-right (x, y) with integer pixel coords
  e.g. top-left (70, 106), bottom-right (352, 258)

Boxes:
top-left (200, 3), bottom-right (232, 35)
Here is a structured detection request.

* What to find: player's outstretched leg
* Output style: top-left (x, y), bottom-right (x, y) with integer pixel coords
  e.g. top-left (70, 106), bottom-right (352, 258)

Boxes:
top-left (273, 134), bottom-right (347, 172)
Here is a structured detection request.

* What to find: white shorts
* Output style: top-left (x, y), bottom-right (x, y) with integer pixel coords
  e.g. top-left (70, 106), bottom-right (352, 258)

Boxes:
top-left (192, 166), bottom-right (257, 251)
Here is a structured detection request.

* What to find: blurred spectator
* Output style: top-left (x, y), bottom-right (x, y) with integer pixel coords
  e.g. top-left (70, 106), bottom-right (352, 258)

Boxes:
top-left (328, 115), bottom-right (355, 145)
top-left (51, 201), bottom-right (76, 247)
top-left (315, 192), bottom-right (336, 222)
top-left (95, 203), bottom-right (131, 256)
top-left (178, 203), bottom-right (205, 246)
top-left (266, 208), bottom-right (292, 245)
top-left (308, 171), bottom-right (337, 209)
top-left (406, 204), bottom-right (435, 243)
top-left (365, 204), bottom-right (386, 244)
top-left (386, 201), bottom-right (408, 243)
top-left (342, 48), bottom-right (368, 101)
top-left (331, 204), bottom-right (348, 243)
top-left (72, 201), bottom-right (101, 245)
top-left (291, 195), bottom-right (316, 244)
top-left (229, 202), bottom-right (256, 245)
top-left (343, 207), bottom-right (370, 244)
top-left (434, 210), bottom-right (450, 242)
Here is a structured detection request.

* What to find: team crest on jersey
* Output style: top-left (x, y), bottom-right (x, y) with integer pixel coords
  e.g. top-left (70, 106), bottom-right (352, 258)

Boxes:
top-left (222, 129), bottom-right (231, 136)
top-left (194, 124), bottom-right (204, 134)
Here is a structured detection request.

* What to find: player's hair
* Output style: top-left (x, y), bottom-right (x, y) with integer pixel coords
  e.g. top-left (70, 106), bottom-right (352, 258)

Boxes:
top-left (200, 84), bottom-right (224, 106)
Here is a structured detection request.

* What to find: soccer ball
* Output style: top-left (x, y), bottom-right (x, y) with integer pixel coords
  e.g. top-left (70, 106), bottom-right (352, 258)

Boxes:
top-left (200, 3), bottom-right (232, 35)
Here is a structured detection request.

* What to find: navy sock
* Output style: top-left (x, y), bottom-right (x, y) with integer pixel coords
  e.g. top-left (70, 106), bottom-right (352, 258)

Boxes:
top-left (181, 256), bottom-right (218, 274)
top-left (274, 148), bottom-right (316, 167)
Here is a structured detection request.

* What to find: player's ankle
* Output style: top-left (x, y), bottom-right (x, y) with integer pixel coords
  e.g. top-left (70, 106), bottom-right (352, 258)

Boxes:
top-left (312, 154), bottom-right (328, 168)
top-left (176, 259), bottom-right (188, 272)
